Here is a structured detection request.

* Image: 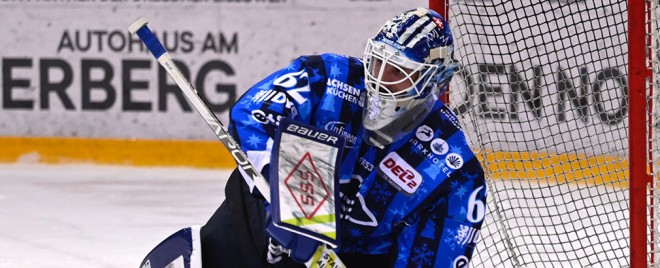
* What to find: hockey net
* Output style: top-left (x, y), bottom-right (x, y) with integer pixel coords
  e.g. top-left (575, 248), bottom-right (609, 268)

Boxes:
top-left (438, 0), bottom-right (655, 266)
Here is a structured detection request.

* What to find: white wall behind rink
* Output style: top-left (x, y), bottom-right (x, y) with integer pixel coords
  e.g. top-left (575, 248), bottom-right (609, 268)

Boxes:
top-left (0, 0), bottom-right (426, 140)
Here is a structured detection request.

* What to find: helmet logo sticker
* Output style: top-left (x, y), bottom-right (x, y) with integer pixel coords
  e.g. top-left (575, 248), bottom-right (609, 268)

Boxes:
top-left (432, 17), bottom-right (445, 29)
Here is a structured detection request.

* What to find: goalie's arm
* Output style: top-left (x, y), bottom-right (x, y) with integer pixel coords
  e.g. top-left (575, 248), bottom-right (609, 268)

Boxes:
top-left (393, 159), bottom-right (487, 268)
top-left (227, 57), bottom-right (321, 192)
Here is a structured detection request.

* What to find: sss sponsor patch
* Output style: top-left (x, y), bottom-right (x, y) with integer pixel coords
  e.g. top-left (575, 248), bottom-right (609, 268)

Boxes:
top-left (378, 151), bottom-right (422, 196)
top-left (269, 117), bottom-right (346, 248)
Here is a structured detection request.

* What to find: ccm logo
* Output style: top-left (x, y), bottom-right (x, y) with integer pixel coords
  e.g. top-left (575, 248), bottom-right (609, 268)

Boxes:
top-left (379, 152), bottom-right (422, 194)
top-left (287, 124), bottom-right (339, 144)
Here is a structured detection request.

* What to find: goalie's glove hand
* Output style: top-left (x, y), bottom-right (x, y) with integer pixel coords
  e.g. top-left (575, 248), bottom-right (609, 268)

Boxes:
top-left (265, 212), bottom-right (323, 264)
top-left (266, 237), bottom-right (290, 264)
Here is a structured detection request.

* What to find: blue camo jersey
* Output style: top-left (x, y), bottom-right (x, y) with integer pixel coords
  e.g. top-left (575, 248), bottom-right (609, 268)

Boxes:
top-left (228, 53), bottom-right (487, 267)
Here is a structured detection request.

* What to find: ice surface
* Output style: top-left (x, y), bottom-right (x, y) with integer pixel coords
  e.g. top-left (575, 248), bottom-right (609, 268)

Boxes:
top-left (0, 164), bottom-right (230, 268)
top-left (0, 163), bottom-right (633, 267)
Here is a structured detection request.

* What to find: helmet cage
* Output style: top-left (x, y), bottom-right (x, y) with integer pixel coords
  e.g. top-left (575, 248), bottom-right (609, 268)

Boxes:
top-left (363, 39), bottom-right (440, 102)
top-left (360, 7), bottom-right (457, 148)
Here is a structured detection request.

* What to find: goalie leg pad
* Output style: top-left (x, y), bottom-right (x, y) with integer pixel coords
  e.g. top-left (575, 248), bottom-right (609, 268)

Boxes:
top-left (140, 226), bottom-right (202, 268)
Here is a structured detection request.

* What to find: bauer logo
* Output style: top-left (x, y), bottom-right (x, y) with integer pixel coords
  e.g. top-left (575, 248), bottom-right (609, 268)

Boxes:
top-left (286, 124), bottom-right (340, 145)
top-left (379, 152), bottom-right (422, 195)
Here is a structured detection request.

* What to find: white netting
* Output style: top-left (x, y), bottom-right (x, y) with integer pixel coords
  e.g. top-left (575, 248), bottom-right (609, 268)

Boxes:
top-left (653, 0), bottom-right (660, 266)
top-left (445, 0), bottom-right (637, 266)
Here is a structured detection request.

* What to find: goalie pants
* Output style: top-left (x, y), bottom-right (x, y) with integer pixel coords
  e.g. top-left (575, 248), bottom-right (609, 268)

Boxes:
top-left (200, 168), bottom-right (391, 268)
top-left (200, 168), bottom-right (304, 268)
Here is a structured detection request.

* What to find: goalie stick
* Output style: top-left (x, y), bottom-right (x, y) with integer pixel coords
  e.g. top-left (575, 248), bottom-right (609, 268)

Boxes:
top-left (128, 17), bottom-right (345, 268)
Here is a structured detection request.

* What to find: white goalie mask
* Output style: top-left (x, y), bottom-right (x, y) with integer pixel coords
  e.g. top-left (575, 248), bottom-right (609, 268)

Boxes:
top-left (362, 7), bottom-right (457, 148)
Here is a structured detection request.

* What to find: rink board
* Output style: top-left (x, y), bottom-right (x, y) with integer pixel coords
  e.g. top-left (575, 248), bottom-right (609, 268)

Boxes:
top-left (0, 136), bottom-right (234, 169)
top-left (0, 136), bottom-right (629, 189)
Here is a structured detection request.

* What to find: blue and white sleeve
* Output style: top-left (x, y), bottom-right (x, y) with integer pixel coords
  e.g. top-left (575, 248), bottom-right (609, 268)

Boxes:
top-left (394, 160), bottom-right (487, 268)
top-left (228, 57), bottom-right (318, 187)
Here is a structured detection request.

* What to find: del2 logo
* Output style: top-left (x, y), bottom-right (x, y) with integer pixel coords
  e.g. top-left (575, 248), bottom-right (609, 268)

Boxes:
top-left (378, 152), bottom-right (422, 196)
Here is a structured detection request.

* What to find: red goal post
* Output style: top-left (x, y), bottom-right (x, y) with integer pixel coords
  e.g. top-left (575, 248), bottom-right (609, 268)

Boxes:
top-left (430, 0), bottom-right (653, 267)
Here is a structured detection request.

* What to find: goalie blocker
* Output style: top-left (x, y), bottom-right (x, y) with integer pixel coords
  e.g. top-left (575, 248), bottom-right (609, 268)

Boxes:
top-left (200, 119), bottom-right (345, 267)
top-left (267, 118), bottom-right (345, 263)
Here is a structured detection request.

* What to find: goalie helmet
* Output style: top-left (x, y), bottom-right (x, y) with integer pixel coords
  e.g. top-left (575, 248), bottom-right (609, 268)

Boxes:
top-left (362, 7), bottom-right (457, 148)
